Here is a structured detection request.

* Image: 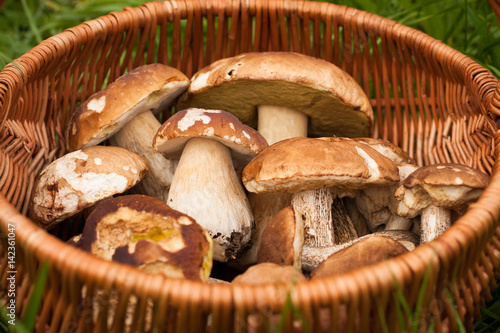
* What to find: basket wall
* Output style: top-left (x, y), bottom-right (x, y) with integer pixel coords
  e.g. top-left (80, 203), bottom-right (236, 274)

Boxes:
top-left (1, 0), bottom-right (500, 332)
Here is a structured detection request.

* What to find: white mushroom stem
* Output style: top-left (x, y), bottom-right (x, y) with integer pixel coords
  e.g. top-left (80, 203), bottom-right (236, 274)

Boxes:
top-left (384, 215), bottom-right (413, 231)
top-left (167, 137), bottom-right (254, 262)
top-left (109, 111), bottom-right (177, 202)
top-left (420, 205), bottom-right (451, 244)
top-left (257, 105), bottom-right (308, 145)
top-left (292, 188), bottom-right (335, 247)
top-left (301, 230), bottom-right (419, 272)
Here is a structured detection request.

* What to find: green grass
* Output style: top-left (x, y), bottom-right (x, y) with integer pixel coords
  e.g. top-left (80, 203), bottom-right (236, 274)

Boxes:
top-left (0, 0), bottom-right (499, 331)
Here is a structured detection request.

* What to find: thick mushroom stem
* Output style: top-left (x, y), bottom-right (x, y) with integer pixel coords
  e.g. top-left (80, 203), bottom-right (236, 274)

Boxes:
top-left (257, 105), bottom-right (308, 145)
top-left (167, 137), bottom-right (254, 262)
top-left (109, 111), bottom-right (177, 202)
top-left (420, 205), bottom-right (451, 243)
top-left (291, 188), bottom-right (335, 247)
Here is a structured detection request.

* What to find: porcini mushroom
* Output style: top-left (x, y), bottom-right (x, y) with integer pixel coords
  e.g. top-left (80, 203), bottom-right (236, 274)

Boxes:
top-left (243, 137), bottom-right (400, 248)
top-left (152, 108), bottom-right (268, 262)
top-left (79, 194), bottom-right (213, 282)
top-left (178, 52), bottom-right (373, 143)
top-left (28, 146), bottom-right (148, 229)
top-left (66, 63), bottom-right (189, 201)
top-left (395, 163), bottom-right (490, 243)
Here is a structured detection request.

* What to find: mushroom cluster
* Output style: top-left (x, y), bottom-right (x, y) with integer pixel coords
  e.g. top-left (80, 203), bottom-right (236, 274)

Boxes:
top-left (28, 53), bottom-right (490, 287)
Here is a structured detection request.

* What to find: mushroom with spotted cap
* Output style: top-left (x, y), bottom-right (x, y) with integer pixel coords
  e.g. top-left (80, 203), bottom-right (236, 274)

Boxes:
top-left (28, 146), bottom-right (148, 229)
top-left (395, 163), bottom-right (489, 243)
top-left (152, 108), bottom-right (268, 262)
top-left (66, 63), bottom-right (189, 202)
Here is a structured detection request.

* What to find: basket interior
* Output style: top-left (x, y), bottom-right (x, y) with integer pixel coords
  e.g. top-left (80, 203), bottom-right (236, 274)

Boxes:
top-left (1, 0), bottom-right (500, 332)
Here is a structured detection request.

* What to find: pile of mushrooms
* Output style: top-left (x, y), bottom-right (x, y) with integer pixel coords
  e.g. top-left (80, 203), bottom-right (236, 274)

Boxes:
top-left (27, 53), bottom-right (490, 287)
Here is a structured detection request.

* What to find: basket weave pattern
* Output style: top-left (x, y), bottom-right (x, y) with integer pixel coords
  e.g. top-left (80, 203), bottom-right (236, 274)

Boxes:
top-left (1, 0), bottom-right (500, 331)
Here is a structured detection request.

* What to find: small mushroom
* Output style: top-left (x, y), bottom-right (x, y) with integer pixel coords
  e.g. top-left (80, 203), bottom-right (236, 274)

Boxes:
top-left (232, 263), bottom-right (306, 285)
top-left (309, 236), bottom-right (409, 279)
top-left (243, 137), bottom-right (400, 248)
top-left (302, 230), bottom-right (419, 272)
top-left (395, 163), bottom-right (490, 243)
top-left (79, 194), bottom-right (213, 282)
top-left (28, 146), bottom-right (148, 229)
top-left (152, 108), bottom-right (268, 262)
top-left (256, 206), bottom-right (304, 270)
top-left (66, 64), bottom-right (189, 201)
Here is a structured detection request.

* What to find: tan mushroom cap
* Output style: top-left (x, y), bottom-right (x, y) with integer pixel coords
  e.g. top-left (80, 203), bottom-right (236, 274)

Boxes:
top-left (310, 236), bottom-right (409, 279)
top-left (232, 263), bottom-right (306, 285)
top-left (66, 63), bottom-right (190, 151)
top-left (242, 137), bottom-right (400, 194)
top-left (153, 108), bottom-right (268, 161)
top-left (79, 194), bottom-right (213, 282)
top-left (398, 163), bottom-right (490, 210)
top-left (28, 146), bottom-right (148, 229)
top-left (177, 52), bottom-right (373, 138)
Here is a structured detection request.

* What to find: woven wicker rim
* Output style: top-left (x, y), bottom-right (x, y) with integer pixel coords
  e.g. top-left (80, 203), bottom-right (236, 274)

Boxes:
top-left (1, 0), bottom-right (500, 316)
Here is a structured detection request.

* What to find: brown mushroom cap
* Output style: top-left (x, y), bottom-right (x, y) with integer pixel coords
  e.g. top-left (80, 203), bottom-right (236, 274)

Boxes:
top-left (232, 263), bottom-right (306, 285)
top-left (257, 206), bottom-right (303, 268)
top-left (242, 137), bottom-right (400, 193)
top-left (310, 236), bottom-right (409, 279)
top-left (66, 63), bottom-right (190, 151)
top-left (80, 194), bottom-right (213, 282)
top-left (177, 52), bottom-right (373, 138)
top-left (399, 163), bottom-right (490, 210)
top-left (28, 146), bottom-right (148, 229)
top-left (153, 107), bottom-right (268, 162)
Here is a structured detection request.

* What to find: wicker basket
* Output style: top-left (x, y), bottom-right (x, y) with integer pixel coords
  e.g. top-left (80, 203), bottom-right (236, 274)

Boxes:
top-left (1, 0), bottom-right (500, 331)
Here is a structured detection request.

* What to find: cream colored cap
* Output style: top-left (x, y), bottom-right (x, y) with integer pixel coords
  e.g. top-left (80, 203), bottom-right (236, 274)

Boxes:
top-left (28, 146), bottom-right (148, 229)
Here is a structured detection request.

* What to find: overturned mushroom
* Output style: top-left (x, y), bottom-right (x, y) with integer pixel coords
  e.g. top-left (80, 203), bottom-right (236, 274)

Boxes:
top-left (28, 146), bottom-right (148, 229)
top-left (66, 64), bottom-right (189, 201)
top-left (79, 194), bottom-right (213, 282)
top-left (302, 230), bottom-right (419, 272)
top-left (153, 108), bottom-right (268, 262)
top-left (395, 163), bottom-right (489, 243)
top-left (310, 235), bottom-right (410, 279)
